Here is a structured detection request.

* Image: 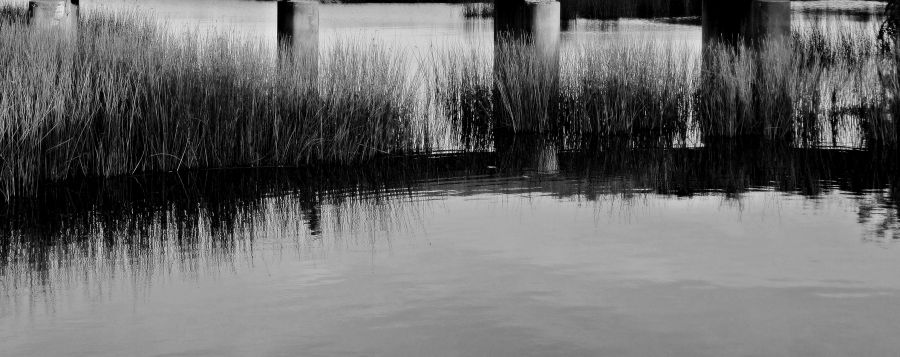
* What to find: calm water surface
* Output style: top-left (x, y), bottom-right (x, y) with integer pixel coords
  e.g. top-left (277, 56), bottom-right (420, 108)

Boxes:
top-left (2, 145), bottom-right (900, 356)
top-left (2, 2), bottom-right (899, 356)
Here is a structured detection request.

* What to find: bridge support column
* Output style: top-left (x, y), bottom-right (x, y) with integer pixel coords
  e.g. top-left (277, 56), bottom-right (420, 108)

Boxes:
top-left (493, 0), bottom-right (560, 133)
top-left (495, 0), bottom-right (560, 67)
top-left (277, 0), bottom-right (319, 81)
top-left (700, 0), bottom-right (794, 140)
top-left (702, 0), bottom-right (790, 44)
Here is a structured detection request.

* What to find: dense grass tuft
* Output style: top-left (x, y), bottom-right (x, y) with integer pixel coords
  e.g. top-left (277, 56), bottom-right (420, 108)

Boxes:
top-left (427, 44), bottom-right (493, 150)
top-left (1, 5), bottom-right (898, 198)
top-left (430, 27), bottom-right (892, 144)
top-left (0, 10), bottom-right (423, 198)
top-left (570, 41), bottom-right (696, 138)
top-left (493, 39), bottom-right (561, 133)
top-left (696, 39), bottom-right (795, 139)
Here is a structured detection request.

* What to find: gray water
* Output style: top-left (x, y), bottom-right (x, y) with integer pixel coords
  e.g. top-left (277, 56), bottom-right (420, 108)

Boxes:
top-left (2, 145), bottom-right (900, 357)
top-left (2, 2), bottom-right (899, 357)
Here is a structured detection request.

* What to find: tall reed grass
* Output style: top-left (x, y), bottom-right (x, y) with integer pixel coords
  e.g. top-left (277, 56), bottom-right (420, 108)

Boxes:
top-left (696, 39), bottom-right (796, 139)
top-left (493, 39), bottom-right (561, 133)
top-left (427, 44), bottom-right (493, 150)
top-left (0, 9), bottom-right (423, 198)
top-left (698, 25), bottom-right (889, 142)
top-left (569, 40), bottom-right (696, 137)
top-left (1, 4), bottom-right (897, 198)
top-left (429, 27), bottom-right (892, 144)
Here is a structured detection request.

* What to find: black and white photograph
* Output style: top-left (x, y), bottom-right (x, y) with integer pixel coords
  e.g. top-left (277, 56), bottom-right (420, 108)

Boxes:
top-left (1, 0), bottom-right (899, 356)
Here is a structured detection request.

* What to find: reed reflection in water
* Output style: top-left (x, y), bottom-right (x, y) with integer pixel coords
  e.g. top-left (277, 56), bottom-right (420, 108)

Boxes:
top-left (2, 144), bottom-right (900, 356)
top-left (2, 141), bottom-right (898, 306)
top-left (1, 2), bottom-right (899, 356)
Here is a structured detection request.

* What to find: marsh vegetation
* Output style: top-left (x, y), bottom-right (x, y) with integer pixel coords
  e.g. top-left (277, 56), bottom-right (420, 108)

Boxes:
top-left (0, 7), bottom-right (423, 198)
top-left (3, 3), bottom-right (900, 356)
top-left (2, 142), bottom-right (897, 294)
top-left (0, 3), bottom-right (896, 200)
top-left (432, 25), bottom-right (893, 145)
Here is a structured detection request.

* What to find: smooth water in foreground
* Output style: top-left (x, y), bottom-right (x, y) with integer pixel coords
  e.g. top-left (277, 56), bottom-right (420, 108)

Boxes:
top-left (2, 1), bottom-right (899, 356)
top-left (2, 144), bottom-right (900, 356)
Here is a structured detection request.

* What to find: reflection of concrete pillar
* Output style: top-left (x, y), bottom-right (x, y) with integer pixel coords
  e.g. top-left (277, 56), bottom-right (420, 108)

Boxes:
top-left (277, 0), bottom-right (319, 79)
top-left (493, 0), bottom-right (560, 133)
top-left (702, 0), bottom-right (790, 44)
top-left (494, 133), bottom-right (559, 174)
top-left (533, 141), bottom-right (559, 173)
top-left (27, 0), bottom-right (74, 28)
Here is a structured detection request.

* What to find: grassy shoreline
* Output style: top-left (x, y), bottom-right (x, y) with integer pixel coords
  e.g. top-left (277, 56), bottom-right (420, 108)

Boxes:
top-left (0, 8), bottom-right (425, 198)
top-left (431, 26), bottom-right (891, 144)
top-left (0, 5), bottom-right (896, 199)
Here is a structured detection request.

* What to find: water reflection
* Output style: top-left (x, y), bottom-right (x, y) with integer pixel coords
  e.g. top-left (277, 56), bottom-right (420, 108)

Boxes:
top-left (2, 140), bottom-right (899, 356)
top-left (3, 2), bottom-right (900, 355)
top-left (2, 142), bottom-right (898, 297)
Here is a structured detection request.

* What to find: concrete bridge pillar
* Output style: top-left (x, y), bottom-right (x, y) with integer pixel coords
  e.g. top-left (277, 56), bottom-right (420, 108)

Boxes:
top-left (493, 0), bottom-right (561, 133)
top-left (702, 0), bottom-right (790, 44)
top-left (27, 0), bottom-right (76, 29)
top-left (700, 0), bottom-right (794, 140)
top-left (277, 0), bottom-right (319, 80)
top-left (494, 0), bottom-right (561, 64)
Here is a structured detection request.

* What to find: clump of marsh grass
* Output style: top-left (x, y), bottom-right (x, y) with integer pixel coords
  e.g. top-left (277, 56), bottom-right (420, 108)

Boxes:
top-left (696, 39), bottom-right (795, 139)
top-left (428, 26), bottom-right (890, 146)
top-left (0, 10), bottom-right (422, 198)
top-left (317, 39), bottom-right (422, 161)
top-left (871, 49), bottom-right (900, 145)
top-left (569, 40), bottom-right (697, 138)
top-left (789, 23), bottom-right (888, 146)
top-left (794, 22), bottom-right (879, 67)
top-left (430, 39), bottom-right (698, 140)
top-left (0, 3), bottom-right (24, 24)
top-left (493, 38), bottom-right (561, 133)
top-left (427, 44), bottom-right (493, 150)
top-left (696, 28), bottom-right (889, 142)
